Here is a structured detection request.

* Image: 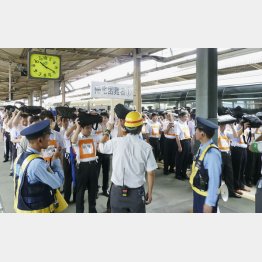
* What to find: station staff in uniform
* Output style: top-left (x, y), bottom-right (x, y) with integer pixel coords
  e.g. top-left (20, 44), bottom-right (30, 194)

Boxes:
top-left (218, 122), bottom-right (241, 198)
top-left (189, 117), bottom-right (222, 213)
top-left (148, 112), bottom-right (162, 162)
top-left (163, 113), bottom-right (177, 175)
top-left (13, 120), bottom-right (66, 213)
top-left (175, 111), bottom-right (191, 180)
top-left (40, 110), bottom-right (65, 164)
top-left (95, 112), bottom-right (111, 197)
top-left (71, 115), bottom-right (100, 213)
top-left (99, 111), bottom-right (157, 213)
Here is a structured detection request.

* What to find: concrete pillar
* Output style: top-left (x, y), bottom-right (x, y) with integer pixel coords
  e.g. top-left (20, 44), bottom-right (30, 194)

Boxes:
top-left (9, 62), bottom-right (12, 101)
top-left (61, 81), bottom-right (65, 106)
top-left (39, 89), bottom-right (42, 107)
top-left (196, 48), bottom-right (218, 144)
top-left (28, 92), bottom-right (33, 106)
top-left (133, 48), bottom-right (142, 112)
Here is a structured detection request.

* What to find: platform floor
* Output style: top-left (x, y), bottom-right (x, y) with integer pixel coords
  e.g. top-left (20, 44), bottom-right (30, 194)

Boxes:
top-left (0, 135), bottom-right (255, 213)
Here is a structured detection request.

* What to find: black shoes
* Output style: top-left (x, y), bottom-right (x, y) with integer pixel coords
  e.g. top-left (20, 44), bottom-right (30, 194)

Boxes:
top-left (3, 159), bottom-right (8, 163)
top-left (102, 191), bottom-right (110, 197)
top-left (229, 193), bottom-right (241, 198)
top-left (175, 175), bottom-right (184, 181)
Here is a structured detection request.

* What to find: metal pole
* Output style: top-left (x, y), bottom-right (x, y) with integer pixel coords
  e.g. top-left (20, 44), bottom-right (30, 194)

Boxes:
top-left (133, 48), bottom-right (141, 112)
top-left (9, 62), bottom-right (12, 101)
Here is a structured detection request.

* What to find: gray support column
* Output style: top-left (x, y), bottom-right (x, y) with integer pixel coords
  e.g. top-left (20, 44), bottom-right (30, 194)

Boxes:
top-left (196, 48), bottom-right (218, 143)
top-left (28, 92), bottom-right (33, 106)
top-left (9, 62), bottom-right (12, 101)
top-left (133, 48), bottom-right (142, 112)
top-left (61, 81), bottom-right (65, 106)
top-left (39, 89), bottom-right (42, 107)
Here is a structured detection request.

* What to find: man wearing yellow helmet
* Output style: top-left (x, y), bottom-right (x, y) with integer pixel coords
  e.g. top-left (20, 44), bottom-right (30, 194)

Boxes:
top-left (99, 111), bottom-right (157, 213)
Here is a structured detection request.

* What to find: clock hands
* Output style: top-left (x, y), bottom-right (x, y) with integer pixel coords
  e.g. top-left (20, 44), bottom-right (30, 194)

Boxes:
top-left (39, 60), bottom-right (56, 74)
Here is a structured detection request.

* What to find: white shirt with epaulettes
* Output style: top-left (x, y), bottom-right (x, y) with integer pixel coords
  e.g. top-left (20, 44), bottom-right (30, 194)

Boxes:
top-left (148, 121), bottom-right (162, 138)
top-left (175, 120), bottom-right (191, 140)
top-left (230, 124), bottom-right (248, 148)
top-left (218, 130), bottom-right (234, 152)
top-left (73, 133), bottom-right (99, 163)
top-left (163, 120), bottom-right (177, 139)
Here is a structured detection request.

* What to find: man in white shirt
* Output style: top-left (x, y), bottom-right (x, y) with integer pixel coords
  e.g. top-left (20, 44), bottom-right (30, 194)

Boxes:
top-left (99, 111), bottom-right (157, 213)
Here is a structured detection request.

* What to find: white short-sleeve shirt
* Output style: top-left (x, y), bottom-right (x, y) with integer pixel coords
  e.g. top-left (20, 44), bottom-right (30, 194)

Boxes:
top-left (99, 134), bottom-right (157, 188)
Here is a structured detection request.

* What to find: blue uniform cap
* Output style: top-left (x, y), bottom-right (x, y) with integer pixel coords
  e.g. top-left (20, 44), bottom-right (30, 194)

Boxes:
top-left (20, 119), bottom-right (51, 139)
top-left (196, 117), bottom-right (218, 133)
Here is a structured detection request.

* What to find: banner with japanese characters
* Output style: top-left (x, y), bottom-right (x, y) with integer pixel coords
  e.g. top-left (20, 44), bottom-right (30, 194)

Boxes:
top-left (90, 81), bottom-right (133, 100)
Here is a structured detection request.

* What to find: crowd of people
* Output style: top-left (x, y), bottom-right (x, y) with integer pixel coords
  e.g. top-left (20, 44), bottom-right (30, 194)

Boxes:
top-left (0, 103), bottom-right (262, 213)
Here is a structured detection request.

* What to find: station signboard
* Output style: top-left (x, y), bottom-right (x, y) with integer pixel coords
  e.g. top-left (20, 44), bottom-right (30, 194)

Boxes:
top-left (90, 81), bottom-right (133, 100)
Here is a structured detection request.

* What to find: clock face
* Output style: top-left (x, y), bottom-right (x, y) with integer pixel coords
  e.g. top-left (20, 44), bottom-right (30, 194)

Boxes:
top-left (28, 53), bottom-right (61, 80)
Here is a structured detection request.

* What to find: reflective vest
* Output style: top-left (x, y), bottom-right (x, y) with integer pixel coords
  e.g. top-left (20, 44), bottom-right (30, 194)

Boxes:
top-left (42, 139), bottom-right (57, 162)
top-left (78, 138), bottom-right (97, 162)
top-left (218, 131), bottom-right (230, 152)
top-left (189, 144), bottom-right (219, 196)
top-left (178, 121), bottom-right (190, 140)
top-left (14, 151), bottom-right (67, 213)
top-left (164, 122), bottom-right (177, 139)
top-left (150, 123), bottom-right (161, 138)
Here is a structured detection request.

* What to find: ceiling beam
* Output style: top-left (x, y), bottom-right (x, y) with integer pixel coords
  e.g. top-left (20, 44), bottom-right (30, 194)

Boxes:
top-left (64, 48), bottom-right (133, 81)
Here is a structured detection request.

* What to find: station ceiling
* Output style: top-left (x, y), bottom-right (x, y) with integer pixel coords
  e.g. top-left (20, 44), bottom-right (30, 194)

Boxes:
top-left (0, 48), bottom-right (262, 102)
top-left (0, 48), bottom-right (163, 101)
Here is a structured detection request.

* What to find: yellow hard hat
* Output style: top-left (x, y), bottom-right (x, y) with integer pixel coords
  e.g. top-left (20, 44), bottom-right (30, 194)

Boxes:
top-left (124, 111), bottom-right (143, 128)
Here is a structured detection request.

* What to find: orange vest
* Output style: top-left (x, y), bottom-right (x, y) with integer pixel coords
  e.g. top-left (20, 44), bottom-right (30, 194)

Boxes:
top-left (78, 138), bottom-right (96, 161)
top-left (42, 139), bottom-right (57, 162)
top-left (218, 132), bottom-right (230, 152)
top-left (150, 123), bottom-right (160, 138)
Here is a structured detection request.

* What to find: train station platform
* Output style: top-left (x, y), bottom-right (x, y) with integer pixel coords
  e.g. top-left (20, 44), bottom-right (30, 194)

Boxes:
top-left (0, 134), bottom-right (256, 213)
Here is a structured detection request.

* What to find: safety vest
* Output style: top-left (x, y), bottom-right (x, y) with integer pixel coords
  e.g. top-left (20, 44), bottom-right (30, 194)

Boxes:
top-left (42, 138), bottom-right (58, 162)
top-left (218, 131), bottom-right (230, 152)
top-left (150, 122), bottom-right (161, 138)
top-left (14, 151), bottom-right (67, 213)
top-left (178, 121), bottom-right (190, 140)
top-left (78, 137), bottom-right (97, 162)
top-left (164, 122), bottom-right (177, 139)
top-left (189, 144), bottom-right (219, 196)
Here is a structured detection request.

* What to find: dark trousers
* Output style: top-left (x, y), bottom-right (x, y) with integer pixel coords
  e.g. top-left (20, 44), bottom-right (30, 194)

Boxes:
top-left (63, 155), bottom-right (76, 203)
top-left (76, 161), bottom-right (98, 213)
top-left (164, 138), bottom-right (177, 173)
top-left (3, 131), bottom-right (10, 160)
top-left (231, 146), bottom-right (247, 190)
top-left (176, 139), bottom-right (191, 178)
top-left (221, 152), bottom-right (235, 196)
top-left (110, 184), bottom-right (146, 213)
top-left (149, 137), bottom-right (160, 162)
top-left (193, 191), bottom-right (218, 213)
top-left (97, 152), bottom-right (110, 193)
top-left (159, 133), bottom-right (165, 161)
top-left (245, 150), bottom-right (262, 186)
top-left (10, 143), bottom-right (17, 175)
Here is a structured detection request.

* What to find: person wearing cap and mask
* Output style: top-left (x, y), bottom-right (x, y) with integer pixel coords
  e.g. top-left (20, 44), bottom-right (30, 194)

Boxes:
top-left (99, 111), bottom-right (157, 213)
top-left (189, 117), bottom-right (222, 213)
top-left (13, 120), bottom-right (65, 213)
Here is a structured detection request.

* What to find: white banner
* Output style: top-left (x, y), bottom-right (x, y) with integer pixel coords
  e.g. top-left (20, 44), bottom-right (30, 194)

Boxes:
top-left (90, 81), bottom-right (133, 100)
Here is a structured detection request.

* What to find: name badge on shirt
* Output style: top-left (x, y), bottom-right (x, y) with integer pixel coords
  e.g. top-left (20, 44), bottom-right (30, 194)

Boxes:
top-left (82, 143), bottom-right (94, 154)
